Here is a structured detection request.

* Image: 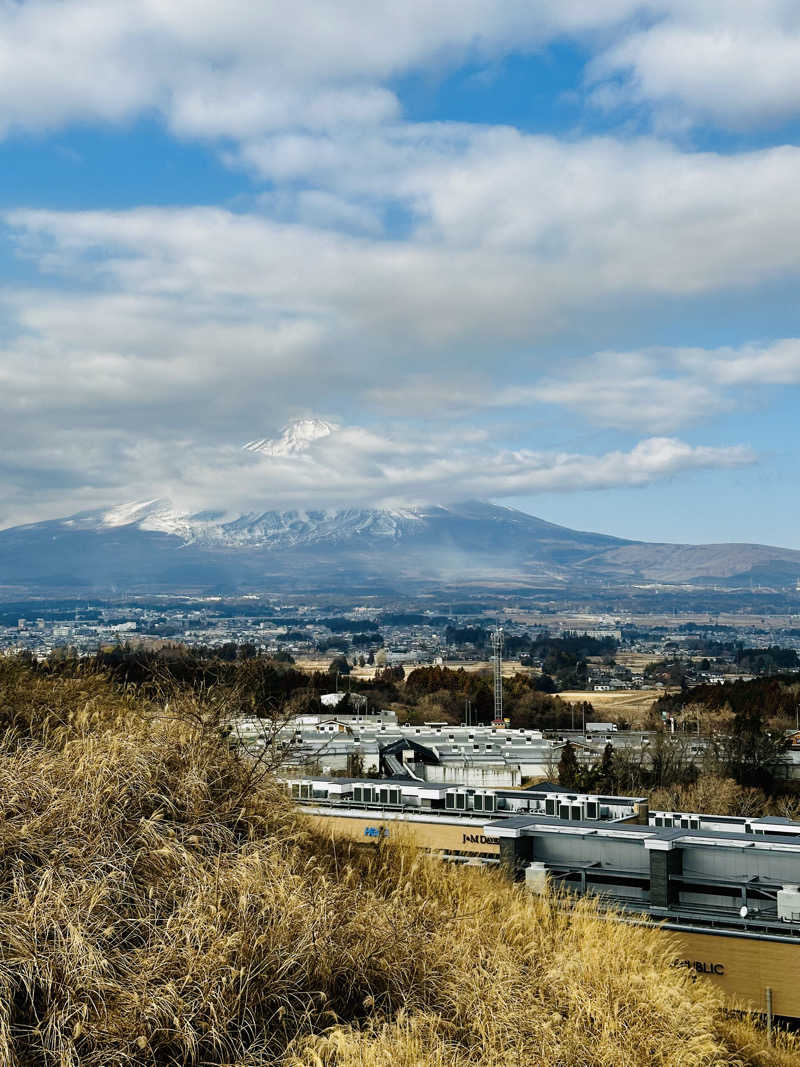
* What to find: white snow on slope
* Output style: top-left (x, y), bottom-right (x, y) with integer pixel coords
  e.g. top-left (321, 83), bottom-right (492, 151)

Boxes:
top-left (244, 418), bottom-right (334, 457)
top-left (102, 499), bottom-right (171, 527)
top-left (98, 498), bottom-right (429, 547)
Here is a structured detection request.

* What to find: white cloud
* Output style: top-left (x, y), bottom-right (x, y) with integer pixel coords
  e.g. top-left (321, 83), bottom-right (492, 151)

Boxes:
top-left (0, 0), bottom-right (642, 140)
top-left (530, 365), bottom-right (725, 433)
top-left (3, 0), bottom-right (800, 147)
top-left (365, 338), bottom-right (800, 432)
top-left (20, 420), bottom-right (753, 521)
top-left (2, 4), bottom-right (800, 524)
top-left (10, 127), bottom-right (800, 340)
top-left (0, 399), bottom-right (755, 527)
top-left (524, 339), bottom-right (800, 429)
top-left (677, 338), bottom-right (800, 387)
top-left (0, 200), bottom-right (795, 524)
top-left (168, 424), bottom-right (756, 515)
top-left (590, 3), bottom-right (800, 128)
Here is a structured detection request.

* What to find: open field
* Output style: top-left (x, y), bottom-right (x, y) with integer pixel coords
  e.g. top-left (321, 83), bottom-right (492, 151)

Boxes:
top-left (615, 651), bottom-right (661, 671)
top-left (558, 688), bottom-right (664, 727)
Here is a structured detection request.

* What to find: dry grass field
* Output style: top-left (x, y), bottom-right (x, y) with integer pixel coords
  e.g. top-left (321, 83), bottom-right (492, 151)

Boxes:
top-left (615, 651), bottom-right (663, 671)
top-left (1, 661), bottom-right (800, 1062)
top-left (1, 659), bottom-right (797, 1065)
top-left (558, 688), bottom-right (664, 727)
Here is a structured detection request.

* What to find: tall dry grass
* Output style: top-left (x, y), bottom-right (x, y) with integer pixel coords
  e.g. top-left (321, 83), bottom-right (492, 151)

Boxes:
top-left (0, 659), bottom-right (796, 1065)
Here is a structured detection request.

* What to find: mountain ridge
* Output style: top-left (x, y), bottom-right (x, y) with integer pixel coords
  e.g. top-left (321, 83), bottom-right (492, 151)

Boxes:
top-left (1, 499), bottom-right (799, 594)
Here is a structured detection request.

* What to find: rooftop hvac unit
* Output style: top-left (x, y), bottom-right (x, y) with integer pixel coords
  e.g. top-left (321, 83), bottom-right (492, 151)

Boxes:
top-left (778, 885), bottom-right (800, 923)
top-left (525, 861), bottom-right (548, 894)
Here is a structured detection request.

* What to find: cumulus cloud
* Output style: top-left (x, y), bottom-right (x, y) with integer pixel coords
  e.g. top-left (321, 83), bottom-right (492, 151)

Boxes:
top-left (366, 338), bottom-right (800, 433)
top-left (529, 363), bottom-right (725, 433)
top-left (590, 3), bottom-right (800, 128)
top-left (3, 2), bottom-right (800, 142)
top-left (555, 340), bottom-right (800, 426)
top-left (8, 127), bottom-right (800, 358)
top-left (0, 3), bottom-right (797, 527)
top-left (0, 0), bottom-right (641, 140)
top-left (4, 204), bottom-right (800, 431)
top-left (0, 200), bottom-right (793, 525)
top-left (677, 338), bottom-right (800, 387)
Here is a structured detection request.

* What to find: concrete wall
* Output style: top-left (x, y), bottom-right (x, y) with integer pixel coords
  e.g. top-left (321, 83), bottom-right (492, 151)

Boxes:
top-left (419, 764), bottom-right (521, 788)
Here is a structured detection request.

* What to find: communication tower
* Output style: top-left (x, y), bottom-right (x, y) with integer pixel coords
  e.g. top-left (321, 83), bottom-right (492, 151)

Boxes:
top-left (491, 626), bottom-right (504, 724)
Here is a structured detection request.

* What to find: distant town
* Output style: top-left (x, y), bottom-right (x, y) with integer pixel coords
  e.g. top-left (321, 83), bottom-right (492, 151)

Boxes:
top-left (5, 594), bottom-right (800, 693)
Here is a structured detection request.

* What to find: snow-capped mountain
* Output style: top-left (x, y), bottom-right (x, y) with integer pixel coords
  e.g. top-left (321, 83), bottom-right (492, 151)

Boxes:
top-left (98, 499), bottom-right (425, 547)
top-left (3, 498), bottom-right (800, 594)
top-left (243, 418), bottom-right (335, 457)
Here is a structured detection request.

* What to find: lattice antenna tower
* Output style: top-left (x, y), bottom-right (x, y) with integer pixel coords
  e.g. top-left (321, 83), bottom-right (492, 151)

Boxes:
top-left (491, 626), bottom-right (504, 723)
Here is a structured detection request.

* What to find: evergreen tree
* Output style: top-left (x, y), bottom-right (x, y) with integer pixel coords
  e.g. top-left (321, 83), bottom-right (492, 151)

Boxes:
top-left (723, 704), bottom-right (784, 790)
top-left (558, 741), bottom-right (579, 788)
top-left (327, 655), bottom-right (350, 676)
top-left (598, 742), bottom-right (615, 792)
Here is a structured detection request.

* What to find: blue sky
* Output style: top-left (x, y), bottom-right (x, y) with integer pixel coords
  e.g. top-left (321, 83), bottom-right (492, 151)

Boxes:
top-left (2, 1), bottom-right (800, 546)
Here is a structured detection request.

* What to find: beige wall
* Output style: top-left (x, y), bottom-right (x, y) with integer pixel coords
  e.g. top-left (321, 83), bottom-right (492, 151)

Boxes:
top-left (666, 928), bottom-right (800, 1017)
top-left (307, 812), bottom-right (500, 856)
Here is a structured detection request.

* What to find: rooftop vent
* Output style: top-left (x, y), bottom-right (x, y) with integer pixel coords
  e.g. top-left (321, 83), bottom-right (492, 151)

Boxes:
top-left (778, 885), bottom-right (800, 923)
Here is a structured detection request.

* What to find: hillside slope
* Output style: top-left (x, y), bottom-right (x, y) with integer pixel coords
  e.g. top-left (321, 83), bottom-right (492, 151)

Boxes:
top-left (0, 658), bottom-right (795, 1066)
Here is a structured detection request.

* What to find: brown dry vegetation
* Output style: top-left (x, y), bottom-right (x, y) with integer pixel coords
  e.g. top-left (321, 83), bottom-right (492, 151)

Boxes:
top-left (651, 775), bottom-right (800, 820)
top-left (0, 659), bottom-right (797, 1065)
top-left (556, 688), bottom-right (665, 728)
